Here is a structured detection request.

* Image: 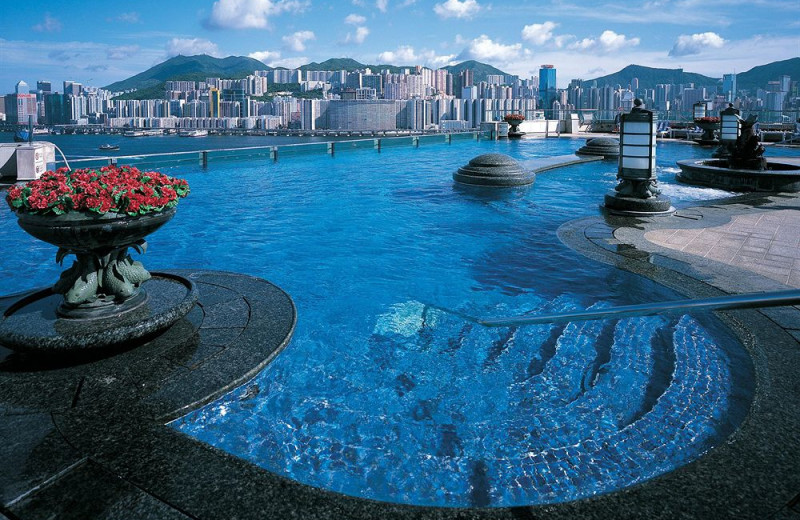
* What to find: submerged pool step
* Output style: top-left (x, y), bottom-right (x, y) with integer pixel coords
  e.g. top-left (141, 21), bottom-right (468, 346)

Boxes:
top-left (367, 301), bottom-right (733, 506)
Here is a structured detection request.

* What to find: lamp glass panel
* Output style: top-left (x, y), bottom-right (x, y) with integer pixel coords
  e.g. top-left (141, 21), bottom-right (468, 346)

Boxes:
top-left (623, 121), bottom-right (652, 134)
top-left (622, 133), bottom-right (651, 146)
top-left (622, 157), bottom-right (650, 169)
top-left (622, 145), bottom-right (651, 157)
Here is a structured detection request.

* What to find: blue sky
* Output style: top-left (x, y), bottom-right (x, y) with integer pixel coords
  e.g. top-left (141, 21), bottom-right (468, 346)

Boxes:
top-left (1, 0), bottom-right (798, 93)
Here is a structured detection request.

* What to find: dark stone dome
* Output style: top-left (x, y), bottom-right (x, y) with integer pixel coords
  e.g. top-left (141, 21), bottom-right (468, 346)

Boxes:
top-left (576, 137), bottom-right (620, 158)
top-left (453, 153), bottom-right (535, 187)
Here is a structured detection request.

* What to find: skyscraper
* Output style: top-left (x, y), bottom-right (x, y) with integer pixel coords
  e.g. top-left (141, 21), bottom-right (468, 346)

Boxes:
top-left (722, 73), bottom-right (737, 102)
top-left (209, 88), bottom-right (221, 118)
top-left (538, 65), bottom-right (557, 113)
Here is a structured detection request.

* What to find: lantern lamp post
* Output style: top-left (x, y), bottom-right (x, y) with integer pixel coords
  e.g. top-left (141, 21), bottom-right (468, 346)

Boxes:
top-left (603, 99), bottom-right (674, 216)
top-left (714, 103), bottom-right (741, 158)
top-left (692, 101), bottom-right (707, 121)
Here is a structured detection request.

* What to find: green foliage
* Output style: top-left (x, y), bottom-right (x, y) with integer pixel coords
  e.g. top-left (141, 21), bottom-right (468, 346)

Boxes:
top-left (736, 57), bottom-right (800, 93)
top-left (112, 83), bottom-right (168, 100)
top-left (443, 60), bottom-right (511, 84)
top-left (300, 58), bottom-right (367, 71)
top-left (103, 54), bottom-right (269, 92)
top-left (266, 83), bottom-right (324, 99)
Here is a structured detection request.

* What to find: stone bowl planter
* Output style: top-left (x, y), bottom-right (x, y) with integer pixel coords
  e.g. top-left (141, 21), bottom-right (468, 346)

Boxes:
top-left (16, 208), bottom-right (176, 319)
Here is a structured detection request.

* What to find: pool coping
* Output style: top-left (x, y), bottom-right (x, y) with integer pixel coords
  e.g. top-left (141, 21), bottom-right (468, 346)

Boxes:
top-left (1, 195), bottom-right (800, 518)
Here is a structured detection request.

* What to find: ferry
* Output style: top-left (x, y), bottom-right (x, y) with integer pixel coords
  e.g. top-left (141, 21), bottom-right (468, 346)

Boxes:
top-left (178, 129), bottom-right (209, 137)
top-left (123, 129), bottom-right (163, 137)
top-left (99, 144), bottom-right (120, 151)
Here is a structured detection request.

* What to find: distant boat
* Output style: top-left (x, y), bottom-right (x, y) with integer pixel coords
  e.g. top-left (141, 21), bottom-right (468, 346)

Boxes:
top-left (179, 129), bottom-right (209, 137)
top-left (123, 129), bottom-right (162, 137)
top-left (13, 129), bottom-right (30, 142)
top-left (99, 144), bottom-right (120, 151)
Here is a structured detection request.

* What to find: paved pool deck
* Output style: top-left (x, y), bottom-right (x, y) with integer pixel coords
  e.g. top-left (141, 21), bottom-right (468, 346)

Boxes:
top-left (2, 189), bottom-right (800, 518)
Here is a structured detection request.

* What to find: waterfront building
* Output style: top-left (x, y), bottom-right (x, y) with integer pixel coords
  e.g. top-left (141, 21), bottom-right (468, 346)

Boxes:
top-left (327, 99), bottom-right (397, 131)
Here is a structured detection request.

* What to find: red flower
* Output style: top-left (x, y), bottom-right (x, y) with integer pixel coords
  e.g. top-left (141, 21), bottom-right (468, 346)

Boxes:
top-left (5, 165), bottom-right (190, 216)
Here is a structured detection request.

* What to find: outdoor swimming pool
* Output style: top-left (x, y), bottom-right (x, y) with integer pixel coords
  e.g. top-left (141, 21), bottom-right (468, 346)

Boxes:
top-left (3, 137), bottom-right (787, 507)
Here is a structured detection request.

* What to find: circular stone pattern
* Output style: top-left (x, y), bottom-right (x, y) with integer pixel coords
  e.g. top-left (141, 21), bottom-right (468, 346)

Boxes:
top-left (453, 153), bottom-right (535, 187)
top-left (0, 272), bottom-right (198, 354)
top-left (576, 137), bottom-right (620, 158)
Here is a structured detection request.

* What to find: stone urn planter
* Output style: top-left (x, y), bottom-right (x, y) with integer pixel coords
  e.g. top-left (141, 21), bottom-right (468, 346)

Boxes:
top-left (503, 114), bottom-right (526, 139)
top-left (5, 165), bottom-right (191, 319)
top-left (16, 208), bottom-right (176, 318)
top-left (1, 165), bottom-right (197, 355)
top-left (694, 117), bottom-right (720, 145)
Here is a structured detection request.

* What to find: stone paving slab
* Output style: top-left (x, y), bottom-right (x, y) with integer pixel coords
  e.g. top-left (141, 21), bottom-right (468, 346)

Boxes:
top-left (645, 209), bottom-right (800, 287)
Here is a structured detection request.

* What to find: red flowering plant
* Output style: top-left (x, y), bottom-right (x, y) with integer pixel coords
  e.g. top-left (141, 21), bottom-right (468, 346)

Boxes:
top-left (696, 116), bottom-right (720, 123)
top-left (5, 165), bottom-right (189, 217)
top-left (504, 114), bottom-right (525, 122)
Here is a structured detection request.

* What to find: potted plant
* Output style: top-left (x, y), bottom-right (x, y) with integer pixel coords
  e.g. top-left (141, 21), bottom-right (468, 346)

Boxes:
top-left (694, 116), bottom-right (720, 145)
top-left (503, 114), bottom-right (526, 138)
top-left (5, 165), bottom-right (189, 318)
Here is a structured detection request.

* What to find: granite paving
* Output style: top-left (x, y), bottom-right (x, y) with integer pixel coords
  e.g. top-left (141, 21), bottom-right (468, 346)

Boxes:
top-left (645, 209), bottom-right (800, 287)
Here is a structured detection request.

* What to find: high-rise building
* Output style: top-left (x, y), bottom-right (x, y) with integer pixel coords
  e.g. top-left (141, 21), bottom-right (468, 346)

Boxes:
top-left (209, 88), bottom-right (221, 118)
top-left (538, 65), bottom-right (557, 112)
top-left (682, 87), bottom-right (707, 109)
top-left (36, 80), bottom-right (51, 93)
top-left (63, 81), bottom-right (82, 96)
top-left (779, 75), bottom-right (791, 93)
top-left (722, 73), bottom-right (737, 102)
top-left (459, 69), bottom-right (474, 98)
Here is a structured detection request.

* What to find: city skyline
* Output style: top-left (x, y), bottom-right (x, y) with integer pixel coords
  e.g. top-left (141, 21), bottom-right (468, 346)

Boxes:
top-left (1, 0), bottom-right (799, 94)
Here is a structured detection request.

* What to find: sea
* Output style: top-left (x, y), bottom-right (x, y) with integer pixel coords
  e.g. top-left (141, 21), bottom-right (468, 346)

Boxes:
top-left (0, 131), bottom-right (358, 162)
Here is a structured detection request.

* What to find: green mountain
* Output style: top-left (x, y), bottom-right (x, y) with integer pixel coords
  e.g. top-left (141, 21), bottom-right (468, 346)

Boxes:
top-left (587, 64), bottom-right (719, 90)
top-left (104, 54), bottom-right (269, 92)
top-left (300, 58), bottom-right (367, 72)
top-left (443, 60), bottom-right (512, 84)
top-left (736, 57), bottom-right (800, 93)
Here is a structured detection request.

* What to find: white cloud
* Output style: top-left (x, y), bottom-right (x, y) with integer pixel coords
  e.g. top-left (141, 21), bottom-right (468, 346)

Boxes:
top-left (434, 0), bottom-right (480, 19)
top-left (282, 30), bottom-right (315, 52)
top-left (376, 0), bottom-right (388, 12)
top-left (568, 30), bottom-right (639, 53)
top-left (248, 50), bottom-right (282, 62)
top-left (345, 14), bottom-right (367, 24)
top-left (669, 32), bottom-right (725, 56)
top-left (458, 35), bottom-right (522, 62)
top-left (521, 21), bottom-right (558, 46)
top-left (107, 45), bottom-right (140, 60)
top-left (266, 56), bottom-right (308, 69)
top-left (32, 13), bottom-right (62, 32)
top-left (166, 38), bottom-right (221, 57)
top-left (376, 45), bottom-right (456, 67)
top-left (117, 12), bottom-right (140, 23)
top-left (377, 45), bottom-right (418, 63)
top-left (205, 0), bottom-right (308, 30)
top-left (345, 26), bottom-right (370, 44)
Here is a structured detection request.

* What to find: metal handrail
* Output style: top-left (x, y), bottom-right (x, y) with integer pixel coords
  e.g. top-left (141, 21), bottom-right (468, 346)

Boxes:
top-left (426, 289), bottom-right (800, 328)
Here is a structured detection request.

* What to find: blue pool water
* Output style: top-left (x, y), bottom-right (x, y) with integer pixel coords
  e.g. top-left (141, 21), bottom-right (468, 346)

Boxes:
top-left (1, 137), bottom-right (772, 507)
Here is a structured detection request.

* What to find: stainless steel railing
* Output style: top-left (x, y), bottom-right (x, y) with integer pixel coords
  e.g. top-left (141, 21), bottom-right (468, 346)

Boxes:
top-left (426, 289), bottom-right (800, 328)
